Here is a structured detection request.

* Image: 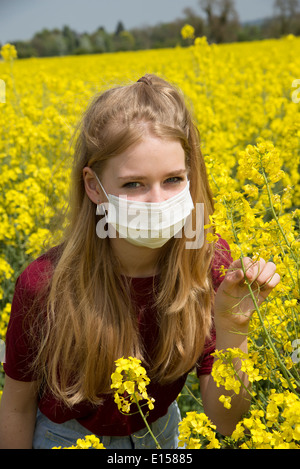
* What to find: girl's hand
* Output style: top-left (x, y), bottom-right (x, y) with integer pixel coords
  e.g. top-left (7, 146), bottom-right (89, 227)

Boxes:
top-left (214, 257), bottom-right (280, 332)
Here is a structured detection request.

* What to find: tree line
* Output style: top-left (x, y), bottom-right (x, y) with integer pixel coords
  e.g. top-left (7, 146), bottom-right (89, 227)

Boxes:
top-left (2, 0), bottom-right (300, 59)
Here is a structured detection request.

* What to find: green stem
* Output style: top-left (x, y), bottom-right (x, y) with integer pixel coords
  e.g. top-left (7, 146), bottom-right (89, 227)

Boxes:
top-left (262, 169), bottom-right (300, 292)
top-left (242, 265), bottom-right (300, 392)
top-left (9, 61), bottom-right (24, 116)
top-left (134, 395), bottom-right (162, 449)
top-left (262, 171), bottom-right (291, 249)
top-left (222, 356), bottom-right (268, 412)
top-left (183, 383), bottom-right (203, 408)
top-left (224, 194), bottom-right (300, 392)
top-left (210, 161), bottom-right (300, 391)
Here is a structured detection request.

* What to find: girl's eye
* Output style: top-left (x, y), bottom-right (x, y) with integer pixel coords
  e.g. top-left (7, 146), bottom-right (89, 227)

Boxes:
top-left (122, 177), bottom-right (184, 189)
top-left (122, 182), bottom-right (141, 189)
top-left (165, 177), bottom-right (184, 184)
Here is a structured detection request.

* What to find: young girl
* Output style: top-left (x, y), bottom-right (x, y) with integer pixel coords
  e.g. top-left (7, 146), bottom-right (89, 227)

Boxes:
top-left (0, 74), bottom-right (280, 449)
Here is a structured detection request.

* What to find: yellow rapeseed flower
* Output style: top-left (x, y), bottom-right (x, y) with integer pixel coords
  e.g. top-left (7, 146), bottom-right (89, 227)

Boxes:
top-left (181, 24), bottom-right (195, 40)
top-left (178, 411), bottom-right (221, 449)
top-left (1, 43), bottom-right (17, 62)
top-left (111, 357), bottom-right (155, 413)
top-left (0, 34), bottom-right (299, 449)
top-left (53, 435), bottom-right (105, 449)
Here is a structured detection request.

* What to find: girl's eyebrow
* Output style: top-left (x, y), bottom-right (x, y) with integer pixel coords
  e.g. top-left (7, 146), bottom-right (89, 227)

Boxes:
top-left (117, 169), bottom-right (187, 181)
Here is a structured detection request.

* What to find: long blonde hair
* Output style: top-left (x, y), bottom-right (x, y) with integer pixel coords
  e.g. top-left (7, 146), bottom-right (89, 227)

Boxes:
top-left (31, 74), bottom-right (216, 407)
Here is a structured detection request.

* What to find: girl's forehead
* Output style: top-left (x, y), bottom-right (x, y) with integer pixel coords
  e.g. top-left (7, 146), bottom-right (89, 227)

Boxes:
top-left (104, 136), bottom-right (186, 175)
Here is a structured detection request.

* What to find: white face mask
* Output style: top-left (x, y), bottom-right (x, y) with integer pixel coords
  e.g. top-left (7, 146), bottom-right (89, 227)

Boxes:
top-left (93, 172), bottom-right (194, 249)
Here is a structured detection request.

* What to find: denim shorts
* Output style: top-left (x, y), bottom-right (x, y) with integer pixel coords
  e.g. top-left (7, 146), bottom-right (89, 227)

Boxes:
top-left (32, 400), bottom-right (181, 449)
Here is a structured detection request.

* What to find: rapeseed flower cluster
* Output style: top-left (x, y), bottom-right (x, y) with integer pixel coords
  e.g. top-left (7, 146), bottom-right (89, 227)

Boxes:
top-left (111, 357), bottom-right (155, 413)
top-left (212, 348), bottom-right (265, 397)
top-left (231, 390), bottom-right (300, 449)
top-left (0, 44), bottom-right (17, 62)
top-left (178, 411), bottom-right (221, 449)
top-left (0, 34), bottom-right (299, 448)
top-left (53, 435), bottom-right (105, 449)
top-left (181, 24), bottom-right (195, 40)
top-left (238, 142), bottom-right (285, 185)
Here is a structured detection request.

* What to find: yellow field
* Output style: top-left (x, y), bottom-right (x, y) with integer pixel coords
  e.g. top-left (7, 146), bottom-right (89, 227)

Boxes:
top-left (0, 36), bottom-right (299, 448)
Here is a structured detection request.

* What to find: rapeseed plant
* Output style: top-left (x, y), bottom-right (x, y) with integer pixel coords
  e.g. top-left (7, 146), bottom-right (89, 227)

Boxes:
top-left (1, 33), bottom-right (299, 448)
top-left (53, 435), bottom-right (105, 449)
top-left (111, 356), bottom-right (155, 414)
top-left (0, 44), bottom-right (17, 62)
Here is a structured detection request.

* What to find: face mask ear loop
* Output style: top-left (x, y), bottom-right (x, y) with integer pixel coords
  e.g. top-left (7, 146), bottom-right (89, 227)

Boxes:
top-left (93, 171), bottom-right (109, 217)
top-left (93, 171), bottom-right (109, 201)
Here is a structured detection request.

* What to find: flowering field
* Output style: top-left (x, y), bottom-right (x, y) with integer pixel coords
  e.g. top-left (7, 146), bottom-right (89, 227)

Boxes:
top-left (0, 35), bottom-right (299, 449)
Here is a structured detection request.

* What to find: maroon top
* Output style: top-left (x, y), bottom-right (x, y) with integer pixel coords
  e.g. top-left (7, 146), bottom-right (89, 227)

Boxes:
top-left (4, 237), bottom-right (232, 436)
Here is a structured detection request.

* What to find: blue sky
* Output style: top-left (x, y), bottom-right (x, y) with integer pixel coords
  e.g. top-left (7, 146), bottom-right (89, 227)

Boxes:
top-left (0, 0), bottom-right (275, 44)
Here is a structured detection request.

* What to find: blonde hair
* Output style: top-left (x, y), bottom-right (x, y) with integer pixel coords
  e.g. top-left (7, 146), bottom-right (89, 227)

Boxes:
top-left (31, 74), bottom-right (216, 406)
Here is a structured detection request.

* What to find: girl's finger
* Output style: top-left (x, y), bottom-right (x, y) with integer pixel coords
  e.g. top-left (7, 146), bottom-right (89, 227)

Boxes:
top-left (225, 257), bottom-right (280, 292)
top-left (220, 258), bottom-right (251, 289)
top-left (259, 272), bottom-right (281, 292)
top-left (245, 260), bottom-right (276, 285)
top-left (243, 258), bottom-right (266, 282)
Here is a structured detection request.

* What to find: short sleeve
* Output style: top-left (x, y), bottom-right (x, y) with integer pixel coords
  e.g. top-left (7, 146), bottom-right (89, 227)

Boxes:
top-left (196, 236), bottom-right (233, 376)
top-left (3, 251), bottom-right (55, 382)
top-left (210, 235), bottom-right (234, 293)
top-left (3, 273), bottom-right (38, 381)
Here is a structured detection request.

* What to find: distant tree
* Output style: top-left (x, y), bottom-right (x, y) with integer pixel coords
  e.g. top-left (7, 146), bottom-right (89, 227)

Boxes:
top-left (216, 0), bottom-right (239, 42)
top-left (120, 31), bottom-right (135, 49)
top-left (198, 0), bottom-right (240, 43)
top-left (90, 27), bottom-right (111, 53)
top-left (130, 27), bottom-right (152, 50)
top-left (112, 30), bottom-right (135, 51)
top-left (199, 0), bottom-right (218, 26)
top-left (274, 0), bottom-right (299, 17)
top-left (147, 20), bottom-right (187, 49)
top-left (11, 40), bottom-right (38, 58)
top-left (219, 0), bottom-right (238, 24)
top-left (182, 7), bottom-right (205, 38)
top-left (7, 1), bottom-right (300, 60)
top-left (74, 34), bottom-right (93, 55)
top-left (62, 25), bottom-right (79, 54)
top-left (236, 24), bottom-right (262, 42)
top-left (31, 29), bottom-right (68, 56)
top-left (273, 0), bottom-right (300, 34)
top-left (115, 21), bottom-right (125, 36)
